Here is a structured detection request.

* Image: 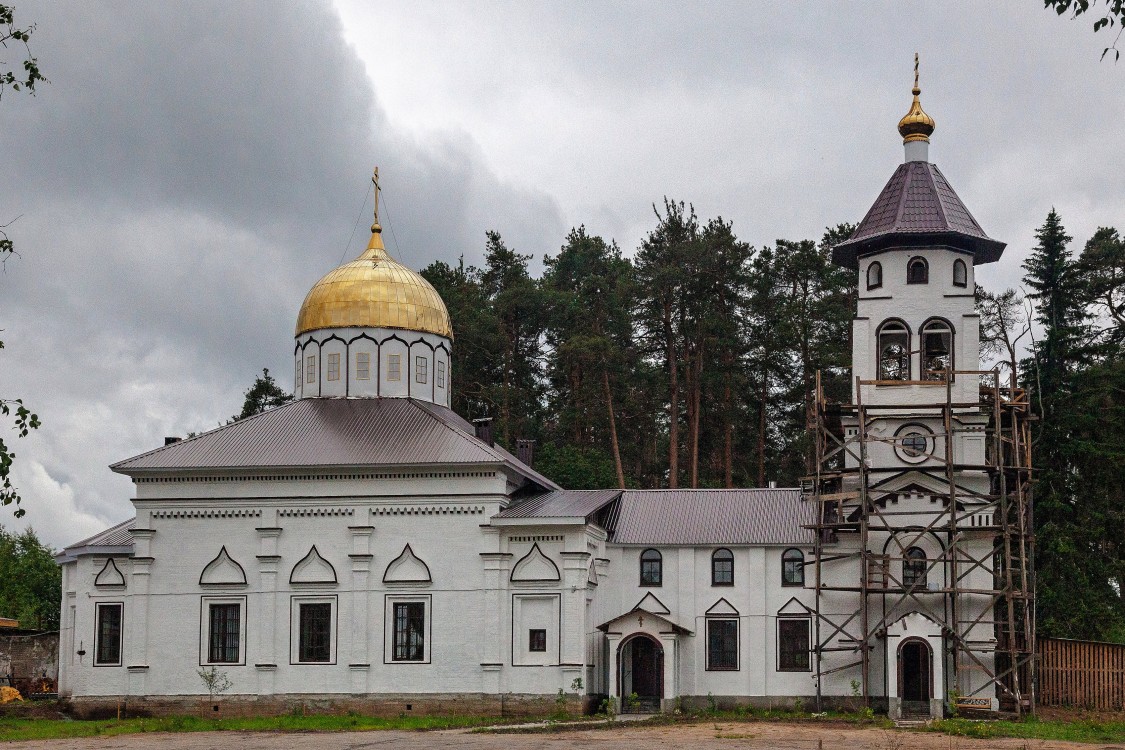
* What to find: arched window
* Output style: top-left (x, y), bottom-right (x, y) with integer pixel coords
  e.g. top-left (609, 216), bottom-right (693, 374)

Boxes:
top-left (953, 258), bottom-right (968, 287)
top-left (902, 547), bottom-right (928, 589)
top-left (877, 320), bottom-right (910, 380)
top-left (921, 319), bottom-right (954, 381)
top-left (640, 549), bottom-right (662, 587)
top-left (866, 261), bottom-right (883, 290)
top-left (782, 548), bottom-right (804, 587)
top-left (907, 257), bottom-right (929, 284)
top-left (712, 548), bottom-right (734, 586)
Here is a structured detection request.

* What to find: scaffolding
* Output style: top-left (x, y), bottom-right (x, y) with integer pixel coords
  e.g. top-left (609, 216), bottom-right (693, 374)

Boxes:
top-left (806, 369), bottom-right (1035, 716)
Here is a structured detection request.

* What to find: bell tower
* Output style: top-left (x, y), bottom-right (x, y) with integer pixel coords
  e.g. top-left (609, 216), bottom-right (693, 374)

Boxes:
top-left (807, 58), bottom-right (1035, 720)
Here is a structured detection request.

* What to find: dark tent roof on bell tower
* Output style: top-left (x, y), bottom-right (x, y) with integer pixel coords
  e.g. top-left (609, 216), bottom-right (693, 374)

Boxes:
top-left (831, 161), bottom-right (1006, 269)
top-left (832, 58), bottom-right (1006, 270)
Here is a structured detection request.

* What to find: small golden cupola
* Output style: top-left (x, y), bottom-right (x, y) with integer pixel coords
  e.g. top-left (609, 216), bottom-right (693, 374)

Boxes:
top-left (294, 169), bottom-right (454, 405)
top-left (897, 54), bottom-right (936, 162)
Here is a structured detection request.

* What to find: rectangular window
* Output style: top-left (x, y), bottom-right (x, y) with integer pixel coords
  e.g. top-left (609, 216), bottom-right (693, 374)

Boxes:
top-left (298, 602), bottom-right (332, 663)
top-left (305, 355), bottom-right (316, 384)
top-left (295, 359), bottom-right (302, 390)
top-left (387, 353), bottom-right (401, 382)
top-left (437, 360), bottom-right (445, 388)
top-left (326, 353), bottom-right (340, 381)
top-left (415, 356), bottom-right (428, 384)
top-left (393, 602), bottom-right (426, 662)
top-left (707, 618), bottom-right (738, 670)
top-left (356, 352), bottom-right (371, 380)
top-left (208, 603), bottom-right (240, 663)
top-left (778, 618), bottom-right (811, 672)
top-left (528, 628), bottom-right (547, 652)
top-left (94, 603), bottom-right (123, 666)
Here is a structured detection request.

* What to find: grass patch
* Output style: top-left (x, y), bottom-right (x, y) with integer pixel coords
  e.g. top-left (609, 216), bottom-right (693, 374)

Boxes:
top-left (0, 713), bottom-right (515, 742)
top-left (927, 716), bottom-right (1125, 744)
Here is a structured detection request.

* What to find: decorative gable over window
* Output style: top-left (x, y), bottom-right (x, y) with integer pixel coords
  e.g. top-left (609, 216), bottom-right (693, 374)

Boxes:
top-left (94, 558), bottom-right (126, 588)
top-left (705, 597), bottom-right (740, 617)
top-left (383, 543), bottom-right (432, 584)
top-left (510, 543), bottom-right (560, 583)
top-left (199, 547), bottom-right (247, 587)
top-left (289, 546), bottom-right (337, 585)
top-left (631, 592), bottom-right (671, 615)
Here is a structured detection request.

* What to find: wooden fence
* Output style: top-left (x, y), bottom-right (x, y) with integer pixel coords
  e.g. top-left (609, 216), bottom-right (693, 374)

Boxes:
top-left (1037, 637), bottom-right (1125, 711)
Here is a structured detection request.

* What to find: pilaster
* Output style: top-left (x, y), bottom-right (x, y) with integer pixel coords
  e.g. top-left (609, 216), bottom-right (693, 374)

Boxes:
top-left (255, 526), bottom-right (282, 691)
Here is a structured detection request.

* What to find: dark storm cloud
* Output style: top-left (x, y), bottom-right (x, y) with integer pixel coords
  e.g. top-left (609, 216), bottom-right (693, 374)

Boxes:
top-left (0, 0), bottom-right (564, 545)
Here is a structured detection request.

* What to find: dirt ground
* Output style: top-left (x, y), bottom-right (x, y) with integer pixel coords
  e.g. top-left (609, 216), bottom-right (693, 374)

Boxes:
top-left (4, 722), bottom-right (1122, 750)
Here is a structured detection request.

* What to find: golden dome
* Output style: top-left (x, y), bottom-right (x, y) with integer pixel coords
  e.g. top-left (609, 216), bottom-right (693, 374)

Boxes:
top-left (898, 53), bottom-right (935, 143)
top-left (296, 170), bottom-right (452, 339)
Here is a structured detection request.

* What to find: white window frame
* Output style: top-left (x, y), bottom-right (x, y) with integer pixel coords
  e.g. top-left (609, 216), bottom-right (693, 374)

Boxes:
top-left (387, 353), bottom-right (401, 382)
top-left (415, 355), bottom-right (428, 384)
top-left (437, 360), bottom-right (446, 388)
top-left (384, 594), bottom-right (431, 664)
top-left (305, 355), bottom-right (316, 384)
top-left (94, 601), bottom-right (123, 667)
top-left (356, 352), bottom-right (371, 381)
top-left (326, 352), bottom-right (340, 382)
top-left (290, 595), bottom-right (337, 665)
top-left (200, 595), bottom-right (247, 666)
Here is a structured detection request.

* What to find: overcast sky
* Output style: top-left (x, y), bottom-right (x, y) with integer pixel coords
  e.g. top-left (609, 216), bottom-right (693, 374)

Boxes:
top-left (0, 1), bottom-right (1121, 548)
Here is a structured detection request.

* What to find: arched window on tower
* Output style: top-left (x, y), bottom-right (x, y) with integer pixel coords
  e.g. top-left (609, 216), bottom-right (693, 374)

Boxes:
top-left (902, 547), bottom-right (928, 589)
top-left (921, 319), bottom-right (954, 381)
top-left (907, 256), bottom-right (929, 284)
top-left (953, 258), bottom-right (968, 288)
top-left (877, 320), bottom-right (910, 381)
top-left (867, 261), bottom-right (883, 290)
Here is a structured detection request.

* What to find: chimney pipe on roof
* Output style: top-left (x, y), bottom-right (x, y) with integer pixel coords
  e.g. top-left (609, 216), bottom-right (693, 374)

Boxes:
top-left (472, 417), bottom-right (493, 447)
top-left (516, 439), bottom-right (536, 468)
top-left (164, 436), bottom-right (182, 445)
top-left (768, 480), bottom-right (777, 489)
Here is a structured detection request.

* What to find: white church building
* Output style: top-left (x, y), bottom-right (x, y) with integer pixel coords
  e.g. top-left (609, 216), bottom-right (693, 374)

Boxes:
top-left (57, 77), bottom-right (1012, 720)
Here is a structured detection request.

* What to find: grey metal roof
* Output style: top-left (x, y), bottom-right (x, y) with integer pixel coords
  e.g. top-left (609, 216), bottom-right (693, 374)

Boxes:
top-left (610, 489), bottom-right (813, 546)
top-left (833, 161), bottom-right (1005, 269)
top-left (58, 518), bottom-right (135, 560)
top-left (110, 398), bottom-right (558, 490)
top-left (497, 489), bottom-right (622, 519)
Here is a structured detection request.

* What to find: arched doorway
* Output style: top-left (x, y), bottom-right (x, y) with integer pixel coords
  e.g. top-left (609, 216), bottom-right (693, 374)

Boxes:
top-left (618, 634), bottom-right (663, 713)
top-left (898, 638), bottom-right (933, 714)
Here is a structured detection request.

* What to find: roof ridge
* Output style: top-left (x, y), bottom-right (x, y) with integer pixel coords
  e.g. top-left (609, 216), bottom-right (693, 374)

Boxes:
top-left (110, 399), bottom-right (302, 470)
top-left (930, 164), bottom-right (985, 236)
top-left (64, 517), bottom-right (135, 551)
top-left (403, 399), bottom-right (510, 464)
top-left (893, 162), bottom-right (914, 229)
top-left (921, 163), bottom-right (949, 228)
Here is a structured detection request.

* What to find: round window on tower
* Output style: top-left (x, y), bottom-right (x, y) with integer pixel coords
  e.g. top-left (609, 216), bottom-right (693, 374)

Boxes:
top-left (894, 425), bottom-right (934, 464)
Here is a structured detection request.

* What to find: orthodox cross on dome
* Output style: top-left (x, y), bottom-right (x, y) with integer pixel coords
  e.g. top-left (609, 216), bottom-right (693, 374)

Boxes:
top-left (898, 53), bottom-right (935, 149)
top-left (913, 52), bottom-right (920, 94)
top-left (371, 166), bottom-right (382, 234)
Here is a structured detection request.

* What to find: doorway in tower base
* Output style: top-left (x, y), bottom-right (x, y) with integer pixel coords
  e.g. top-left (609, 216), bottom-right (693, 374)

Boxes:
top-left (618, 634), bottom-right (663, 713)
top-left (898, 637), bottom-right (933, 716)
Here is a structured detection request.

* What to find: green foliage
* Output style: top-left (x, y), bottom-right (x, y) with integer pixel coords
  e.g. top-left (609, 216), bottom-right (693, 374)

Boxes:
top-left (0, 4), bottom-right (46, 101)
top-left (0, 525), bottom-right (60, 629)
top-left (0, 712), bottom-right (526, 741)
top-left (0, 4), bottom-right (45, 518)
top-left (196, 666), bottom-right (232, 701)
top-left (1044, 0), bottom-right (1125, 60)
top-left (1022, 210), bottom-right (1125, 641)
top-left (232, 368), bottom-right (292, 422)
